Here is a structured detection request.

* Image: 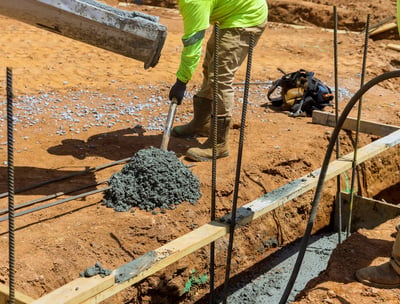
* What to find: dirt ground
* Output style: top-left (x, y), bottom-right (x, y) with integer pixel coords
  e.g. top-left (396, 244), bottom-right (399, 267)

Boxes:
top-left (0, 0), bottom-right (400, 303)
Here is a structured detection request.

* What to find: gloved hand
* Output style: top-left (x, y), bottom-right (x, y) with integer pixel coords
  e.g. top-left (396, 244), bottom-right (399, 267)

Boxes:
top-left (169, 78), bottom-right (187, 105)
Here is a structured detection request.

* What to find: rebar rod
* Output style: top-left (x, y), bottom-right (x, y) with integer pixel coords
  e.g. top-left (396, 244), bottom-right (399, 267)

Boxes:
top-left (209, 22), bottom-right (220, 304)
top-left (232, 81), bottom-right (272, 86)
top-left (6, 67), bottom-right (15, 304)
top-left (0, 186), bottom-right (110, 222)
top-left (347, 14), bottom-right (370, 237)
top-left (222, 32), bottom-right (255, 304)
top-left (0, 157), bottom-right (130, 199)
top-left (278, 69), bottom-right (400, 304)
top-left (0, 179), bottom-right (109, 216)
top-left (333, 6), bottom-right (343, 244)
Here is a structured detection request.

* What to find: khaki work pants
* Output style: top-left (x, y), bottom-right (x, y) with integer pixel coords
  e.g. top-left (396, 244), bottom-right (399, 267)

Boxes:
top-left (196, 20), bottom-right (267, 117)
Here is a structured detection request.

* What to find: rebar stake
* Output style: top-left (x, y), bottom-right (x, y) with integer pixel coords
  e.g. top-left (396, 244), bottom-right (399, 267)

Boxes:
top-left (222, 32), bottom-right (255, 304)
top-left (209, 21), bottom-right (220, 304)
top-left (7, 67), bottom-right (16, 304)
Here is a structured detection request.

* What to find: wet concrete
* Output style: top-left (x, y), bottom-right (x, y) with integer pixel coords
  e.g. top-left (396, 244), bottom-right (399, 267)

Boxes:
top-left (103, 147), bottom-right (201, 212)
top-left (208, 232), bottom-right (346, 304)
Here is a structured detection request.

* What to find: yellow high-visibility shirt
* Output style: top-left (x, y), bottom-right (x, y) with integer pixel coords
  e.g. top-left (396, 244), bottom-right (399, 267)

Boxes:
top-left (176, 0), bottom-right (268, 83)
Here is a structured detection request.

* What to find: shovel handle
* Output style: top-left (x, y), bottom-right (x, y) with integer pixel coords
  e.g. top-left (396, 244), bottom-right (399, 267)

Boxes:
top-left (160, 98), bottom-right (178, 151)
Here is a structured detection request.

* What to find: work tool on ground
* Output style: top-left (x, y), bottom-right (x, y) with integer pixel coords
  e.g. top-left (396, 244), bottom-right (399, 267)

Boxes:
top-left (160, 97), bottom-right (178, 150)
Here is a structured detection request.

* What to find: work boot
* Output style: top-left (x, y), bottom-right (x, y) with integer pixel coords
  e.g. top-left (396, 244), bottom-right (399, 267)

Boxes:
top-left (356, 224), bottom-right (400, 288)
top-left (172, 95), bottom-right (211, 138)
top-left (185, 116), bottom-right (231, 162)
top-left (355, 260), bottom-right (400, 288)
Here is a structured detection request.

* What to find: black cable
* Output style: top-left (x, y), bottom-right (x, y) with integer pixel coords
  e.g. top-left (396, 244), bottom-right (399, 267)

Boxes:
top-left (278, 69), bottom-right (400, 304)
top-left (222, 32), bottom-right (255, 304)
top-left (7, 67), bottom-right (15, 304)
top-left (209, 22), bottom-right (220, 304)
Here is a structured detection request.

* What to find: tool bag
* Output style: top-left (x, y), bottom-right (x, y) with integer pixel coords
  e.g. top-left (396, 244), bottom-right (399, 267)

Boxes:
top-left (267, 69), bottom-right (334, 116)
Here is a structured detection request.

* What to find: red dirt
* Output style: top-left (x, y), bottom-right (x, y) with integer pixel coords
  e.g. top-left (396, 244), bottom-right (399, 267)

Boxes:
top-left (0, 1), bottom-right (399, 303)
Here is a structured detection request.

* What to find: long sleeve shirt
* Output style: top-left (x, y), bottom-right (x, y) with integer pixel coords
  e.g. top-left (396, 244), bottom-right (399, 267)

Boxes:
top-left (176, 0), bottom-right (268, 83)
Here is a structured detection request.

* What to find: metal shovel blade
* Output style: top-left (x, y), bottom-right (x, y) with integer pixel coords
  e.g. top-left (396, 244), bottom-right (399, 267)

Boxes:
top-left (160, 98), bottom-right (178, 151)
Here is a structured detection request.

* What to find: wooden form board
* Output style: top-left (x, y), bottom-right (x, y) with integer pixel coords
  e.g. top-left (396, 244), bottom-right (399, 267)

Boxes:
top-left (312, 110), bottom-right (399, 137)
top-left (0, 284), bottom-right (34, 304)
top-left (369, 22), bottom-right (397, 36)
top-left (387, 43), bottom-right (400, 52)
top-left (340, 192), bottom-right (400, 232)
top-left (31, 129), bottom-right (400, 304)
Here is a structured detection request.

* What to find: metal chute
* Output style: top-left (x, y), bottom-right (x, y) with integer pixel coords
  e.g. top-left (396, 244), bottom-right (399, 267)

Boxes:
top-left (0, 0), bottom-right (167, 68)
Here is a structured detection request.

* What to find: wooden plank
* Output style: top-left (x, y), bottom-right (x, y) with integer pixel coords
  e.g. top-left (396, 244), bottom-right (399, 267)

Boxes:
top-left (82, 222), bottom-right (229, 303)
top-left (31, 276), bottom-right (114, 304)
top-left (369, 22), bottom-right (397, 36)
top-left (312, 110), bottom-right (399, 137)
top-left (0, 284), bottom-right (34, 304)
top-left (387, 43), bottom-right (400, 52)
top-left (33, 129), bottom-right (400, 304)
top-left (238, 130), bottom-right (400, 223)
top-left (340, 192), bottom-right (400, 232)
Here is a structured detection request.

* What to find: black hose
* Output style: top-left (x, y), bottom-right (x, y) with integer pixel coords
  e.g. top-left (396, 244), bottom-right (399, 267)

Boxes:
top-left (222, 32), bottom-right (255, 304)
top-left (278, 70), bottom-right (400, 304)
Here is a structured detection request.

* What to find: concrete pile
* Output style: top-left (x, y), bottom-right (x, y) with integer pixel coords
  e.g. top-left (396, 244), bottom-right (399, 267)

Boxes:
top-left (103, 147), bottom-right (201, 212)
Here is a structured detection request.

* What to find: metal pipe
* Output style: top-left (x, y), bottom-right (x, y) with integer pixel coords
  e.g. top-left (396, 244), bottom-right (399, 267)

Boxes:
top-left (222, 32), bottom-right (255, 304)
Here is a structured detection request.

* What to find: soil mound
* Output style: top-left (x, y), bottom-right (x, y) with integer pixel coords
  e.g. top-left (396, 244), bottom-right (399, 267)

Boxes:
top-left (103, 147), bottom-right (201, 212)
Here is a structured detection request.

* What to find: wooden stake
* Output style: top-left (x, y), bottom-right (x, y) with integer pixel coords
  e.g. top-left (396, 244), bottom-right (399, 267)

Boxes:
top-left (0, 284), bottom-right (34, 304)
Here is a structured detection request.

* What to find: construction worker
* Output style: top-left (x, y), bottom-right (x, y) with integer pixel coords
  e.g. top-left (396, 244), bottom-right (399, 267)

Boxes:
top-left (168, 0), bottom-right (268, 162)
top-left (355, 1), bottom-right (400, 288)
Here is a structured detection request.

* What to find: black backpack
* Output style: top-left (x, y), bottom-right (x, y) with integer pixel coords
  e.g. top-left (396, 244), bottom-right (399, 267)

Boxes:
top-left (267, 69), bottom-right (334, 116)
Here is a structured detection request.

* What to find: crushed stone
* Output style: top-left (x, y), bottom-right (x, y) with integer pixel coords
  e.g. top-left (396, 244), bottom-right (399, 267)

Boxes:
top-left (103, 147), bottom-right (201, 212)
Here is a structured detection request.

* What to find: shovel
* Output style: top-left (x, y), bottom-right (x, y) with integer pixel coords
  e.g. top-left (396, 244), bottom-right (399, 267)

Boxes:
top-left (160, 97), bottom-right (178, 151)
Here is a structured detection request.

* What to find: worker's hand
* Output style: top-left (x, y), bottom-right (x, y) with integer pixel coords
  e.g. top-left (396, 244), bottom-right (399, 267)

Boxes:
top-left (169, 79), bottom-right (187, 105)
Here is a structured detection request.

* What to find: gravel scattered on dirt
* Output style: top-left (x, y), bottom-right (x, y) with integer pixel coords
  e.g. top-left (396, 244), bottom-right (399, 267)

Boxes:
top-left (102, 146), bottom-right (201, 211)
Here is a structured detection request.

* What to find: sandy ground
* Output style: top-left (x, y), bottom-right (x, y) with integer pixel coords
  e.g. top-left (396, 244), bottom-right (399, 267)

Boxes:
top-left (0, 0), bottom-right (400, 303)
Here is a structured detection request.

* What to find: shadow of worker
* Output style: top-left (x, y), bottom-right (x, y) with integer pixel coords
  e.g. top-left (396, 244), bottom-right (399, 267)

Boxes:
top-left (47, 126), bottom-right (164, 161)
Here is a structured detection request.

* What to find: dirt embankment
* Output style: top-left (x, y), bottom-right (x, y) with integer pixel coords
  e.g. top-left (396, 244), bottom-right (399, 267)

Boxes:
top-left (0, 0), bottom-right (399, 304)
